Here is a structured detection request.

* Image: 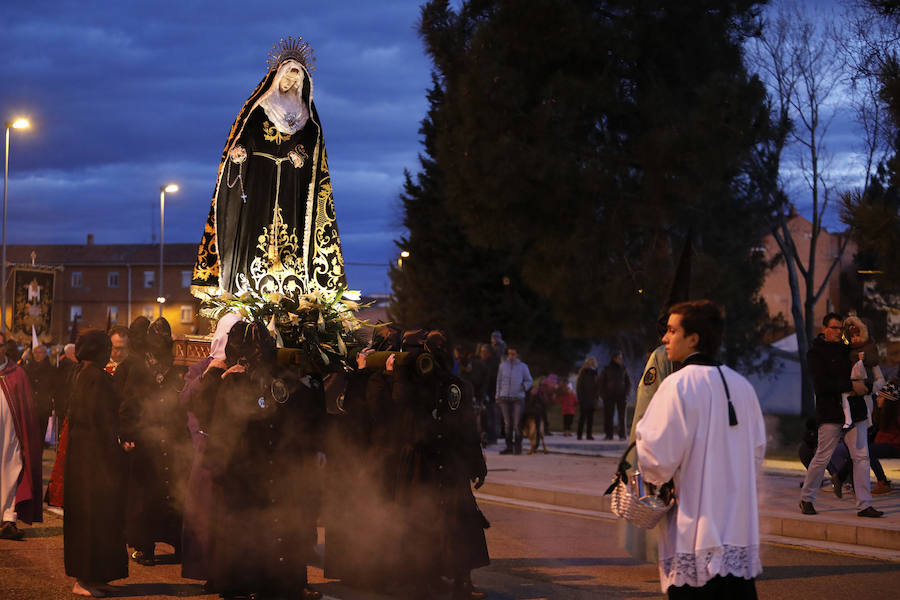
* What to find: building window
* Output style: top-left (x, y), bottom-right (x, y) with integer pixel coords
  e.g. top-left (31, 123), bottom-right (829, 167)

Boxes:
top-left (180, 305), bottom-right (193, 324)
top-left (142, 305), bottom-right (156, 319)
top-left (71, 271), bottom-right (83, 288)
top-left (182, 270), bottom-right (192, 288)
top-left (108, 306), bottom-right (119, 324)
top-left (70, 305), bottom-right (82, 321)
top-left (144, 270), bottom-right (155, 289)
top-left (107, 271), bottom-right (120, 288)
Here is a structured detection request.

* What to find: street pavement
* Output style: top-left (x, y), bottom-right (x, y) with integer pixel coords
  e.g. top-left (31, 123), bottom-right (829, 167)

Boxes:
top-left (477, 434), bottom-right (900, 560)
top-left (2, 440), bottom-right (899, 599)
top-left (4, 489), bottom-right (900, 599)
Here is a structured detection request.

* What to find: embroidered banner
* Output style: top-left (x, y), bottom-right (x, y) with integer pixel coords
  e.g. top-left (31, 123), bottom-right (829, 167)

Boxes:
top-left (12, 268), bottom-right (55, 345)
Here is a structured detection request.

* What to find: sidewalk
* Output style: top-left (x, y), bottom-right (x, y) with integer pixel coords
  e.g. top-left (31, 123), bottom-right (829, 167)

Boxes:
top-left (476, 435), bottom-right (900, 560)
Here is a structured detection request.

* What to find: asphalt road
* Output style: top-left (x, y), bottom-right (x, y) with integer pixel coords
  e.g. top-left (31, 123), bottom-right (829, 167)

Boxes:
top-left (2, 500), bottom-right (899, 599)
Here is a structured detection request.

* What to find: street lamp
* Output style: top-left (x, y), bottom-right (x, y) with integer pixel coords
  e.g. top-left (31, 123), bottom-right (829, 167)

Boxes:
top-left (2, 118), bottom-right (30, 333)
top-left (397, 249), bottom-right (410, 268)
top-left (158, 183), bottom-right (178, 318)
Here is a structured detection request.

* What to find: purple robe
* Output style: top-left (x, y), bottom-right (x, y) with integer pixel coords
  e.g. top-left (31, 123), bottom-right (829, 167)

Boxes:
top-left (180, 357), bottom-right (214, 580)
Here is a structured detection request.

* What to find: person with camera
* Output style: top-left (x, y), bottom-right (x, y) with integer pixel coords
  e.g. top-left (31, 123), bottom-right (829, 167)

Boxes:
top-left (799, 313), bottom-right (883, 517)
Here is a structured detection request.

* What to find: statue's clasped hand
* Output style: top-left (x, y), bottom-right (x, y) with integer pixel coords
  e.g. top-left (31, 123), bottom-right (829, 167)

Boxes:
top-left (229, 144), bottom-right (247, 164)
top-left (288, 145), bottom-right (307, 168)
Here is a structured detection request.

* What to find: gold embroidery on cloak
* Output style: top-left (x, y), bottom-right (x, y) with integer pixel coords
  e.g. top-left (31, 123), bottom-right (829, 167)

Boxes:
top-left (262, 121), bottom-right (292, 145)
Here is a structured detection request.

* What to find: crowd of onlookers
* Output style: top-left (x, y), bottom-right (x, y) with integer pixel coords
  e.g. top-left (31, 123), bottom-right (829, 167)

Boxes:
top-left (452, 330), bottom-right (633, 455)
top-left (6, 338), bottom-right (92, 447)
top-left (799, 312), bottom-right (900, 517)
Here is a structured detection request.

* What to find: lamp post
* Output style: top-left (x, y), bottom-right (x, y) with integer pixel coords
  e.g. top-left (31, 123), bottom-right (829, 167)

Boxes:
top-left (158, 183), bottom-right (178, 318)
top-left (2, 118), bottom-right (30, 334)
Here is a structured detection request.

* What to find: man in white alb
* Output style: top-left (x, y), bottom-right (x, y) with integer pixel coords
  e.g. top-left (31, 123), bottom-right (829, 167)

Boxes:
top-left (636, 300), bottom-right (766, 599)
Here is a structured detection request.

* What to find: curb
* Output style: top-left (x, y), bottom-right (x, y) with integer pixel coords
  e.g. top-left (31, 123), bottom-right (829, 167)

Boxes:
top-left (477, 480), bottom-right (900, 558)
top-left (762, 510), bottom-right (900, 552)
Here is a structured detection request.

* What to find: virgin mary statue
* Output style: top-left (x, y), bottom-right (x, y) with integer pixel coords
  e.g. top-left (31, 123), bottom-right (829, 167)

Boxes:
top-left (191, 37), bottom-right (346, 300)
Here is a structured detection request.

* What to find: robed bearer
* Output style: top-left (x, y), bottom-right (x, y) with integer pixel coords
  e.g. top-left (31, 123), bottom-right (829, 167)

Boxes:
top-left (64, 329), bottom-right (128, 597)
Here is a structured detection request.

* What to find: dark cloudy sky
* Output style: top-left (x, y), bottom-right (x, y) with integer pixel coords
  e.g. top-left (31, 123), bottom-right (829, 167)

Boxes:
top-left (0, 0), bottom-right (873, 296)
top-left (1, 0), bottom-right (434, 294)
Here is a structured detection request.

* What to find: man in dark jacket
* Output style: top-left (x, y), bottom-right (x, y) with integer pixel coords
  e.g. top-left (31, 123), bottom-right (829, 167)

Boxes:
top-left (55, 343), bottom-right (78, 419)
top-left (24, 344), bottom-right (57, 440)
top-left (800, 313), bottom-right (882, 518)
top-left (575, 357), bottom-right (600, 440)
top-left (476, 344), bottom-right (500, 444)
top-left (599, 351), bottom-right (631, 440)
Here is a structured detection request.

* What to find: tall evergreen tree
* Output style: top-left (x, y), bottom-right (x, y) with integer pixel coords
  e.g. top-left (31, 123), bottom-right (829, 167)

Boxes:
top-left (390, 76), bottom-right (583, 372)
top-left (416, 0), bottom-right (776, 366)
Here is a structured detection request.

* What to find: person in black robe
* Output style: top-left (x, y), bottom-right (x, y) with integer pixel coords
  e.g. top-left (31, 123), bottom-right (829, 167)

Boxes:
top-left (179, 313), bottom-right (242, 583)
top-left (391, 329), bottom-right (490, 600)
top-left (323, 324), bottom-right (402, 590)
top-left (64, 329), bottom-right (128, 597)
top-left (204, 321), bottom-right (325, 600)
top-left (112, 317), bottom-right (150, 398)
top-left (191, 37), bottom-right (345, 300)
top-left (118, 318), bottom-right (190, 566)
top-left (24, 344), bottom-right (57, 441)
top-left (55, 343), bottom-right (78, 419)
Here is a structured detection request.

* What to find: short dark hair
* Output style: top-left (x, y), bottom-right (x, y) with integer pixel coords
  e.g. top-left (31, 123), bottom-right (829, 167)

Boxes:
top-left (668, 300), bottom-right (724, 357)
top-left (109, 325), bottom-right (129, 339)
top-left (822, 312), bottom-right (843, 327)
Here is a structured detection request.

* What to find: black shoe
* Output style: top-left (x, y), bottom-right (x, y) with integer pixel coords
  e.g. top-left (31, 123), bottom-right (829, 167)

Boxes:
top-left (586, 435), bottom-right (594, 440)
top-left (576, 435), bottom-right (582, 440)
top-left (831, 475), bottom-right (843, 499)
top-left (0, 521), bottom-right (24, 540)
top-left (857, 506), bottom-right (884, 518)
top-left (303, 587), bottom-right (323, 600)
top-left (603, 435), bottom-right (612, 441)
top-left (499, 448), bottom-right (513, 455)
top-left (799, 500), bottom-right (817, 515)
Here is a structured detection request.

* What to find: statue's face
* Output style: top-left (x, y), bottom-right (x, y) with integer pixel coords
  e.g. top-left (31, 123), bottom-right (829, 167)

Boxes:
top-left (279, 67), bottom-right (302, 93)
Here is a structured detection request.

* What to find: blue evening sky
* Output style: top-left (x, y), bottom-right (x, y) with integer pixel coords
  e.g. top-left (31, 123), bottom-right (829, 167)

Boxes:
top-left (1, 0), bottom-right (435, 294)
top-left (0, 0), bottom-right (872, 295)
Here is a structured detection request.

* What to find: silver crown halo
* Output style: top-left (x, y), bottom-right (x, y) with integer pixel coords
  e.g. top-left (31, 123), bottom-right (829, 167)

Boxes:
top-left (267, 36), bottom-right (316, 72)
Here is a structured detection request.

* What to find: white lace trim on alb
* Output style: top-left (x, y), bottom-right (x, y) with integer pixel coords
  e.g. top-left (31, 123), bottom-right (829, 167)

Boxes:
top-left (660, 544), bottom-right (762, 590)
